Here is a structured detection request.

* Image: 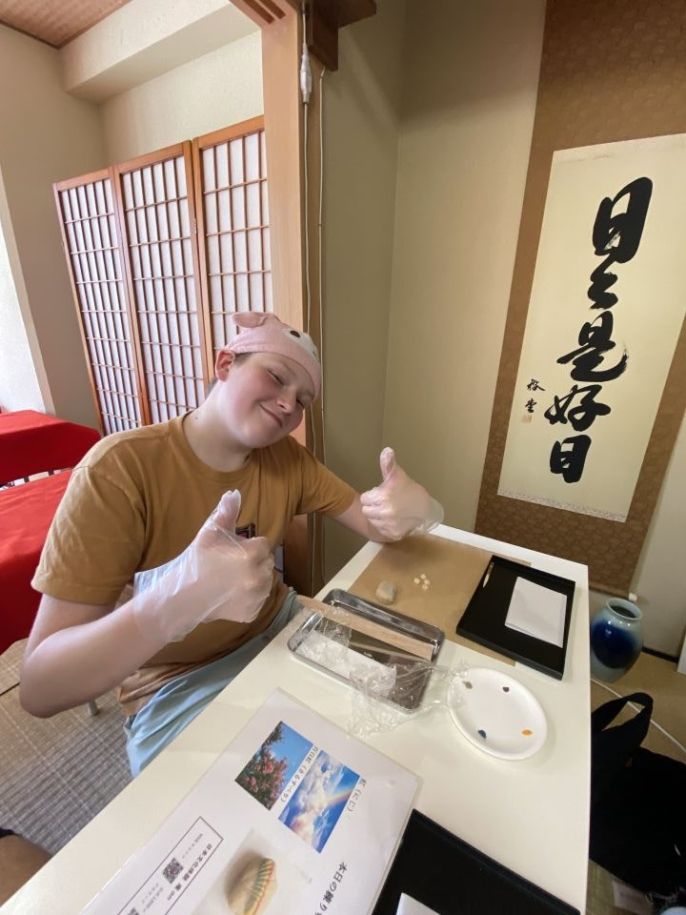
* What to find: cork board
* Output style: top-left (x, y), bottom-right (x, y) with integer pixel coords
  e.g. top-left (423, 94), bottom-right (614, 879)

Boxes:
top-left (345, 534), bottom-right (515, 665)
top-left (475, 0), bottom-right (686, 594)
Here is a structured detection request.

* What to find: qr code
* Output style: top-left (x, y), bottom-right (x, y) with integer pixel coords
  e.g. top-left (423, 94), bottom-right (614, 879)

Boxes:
top-left (162, 857), bottom-right (183, 884)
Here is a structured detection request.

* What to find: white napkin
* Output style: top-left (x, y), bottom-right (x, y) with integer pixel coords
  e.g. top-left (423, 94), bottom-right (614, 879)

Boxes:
top-left (395, 893), bottom-right (440, 915)
top-left (504, 577), bottom-right (566, 647)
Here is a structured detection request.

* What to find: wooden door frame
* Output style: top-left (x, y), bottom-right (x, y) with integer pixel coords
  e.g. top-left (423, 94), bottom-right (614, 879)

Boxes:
top-left (228, 0), bottom-right (377, 595)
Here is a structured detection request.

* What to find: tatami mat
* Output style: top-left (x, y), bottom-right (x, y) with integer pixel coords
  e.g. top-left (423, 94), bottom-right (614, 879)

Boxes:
top-left (0, 641), bottom-right (131, 855)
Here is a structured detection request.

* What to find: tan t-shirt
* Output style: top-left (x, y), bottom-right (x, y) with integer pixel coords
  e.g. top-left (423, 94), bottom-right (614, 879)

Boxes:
top-left (32, 415), bottom-right (356, 714)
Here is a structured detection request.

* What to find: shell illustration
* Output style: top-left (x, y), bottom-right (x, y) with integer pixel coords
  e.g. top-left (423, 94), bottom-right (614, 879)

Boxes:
top-left (227, 856), bottom-right (277, 915)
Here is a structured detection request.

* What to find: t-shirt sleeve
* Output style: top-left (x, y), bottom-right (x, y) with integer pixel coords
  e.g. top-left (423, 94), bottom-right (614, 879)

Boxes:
top-left (293, 441), bottom-right (357, 517)
top-left (32, 461), bottom-right (146, 606)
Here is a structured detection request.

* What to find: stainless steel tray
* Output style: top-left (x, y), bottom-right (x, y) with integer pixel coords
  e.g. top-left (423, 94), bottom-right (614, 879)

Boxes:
top-left (287, 589), bottom-right (445, 710)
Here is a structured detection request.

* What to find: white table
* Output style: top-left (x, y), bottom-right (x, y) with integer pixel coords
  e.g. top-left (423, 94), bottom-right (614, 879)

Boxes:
top-left (6, 525), bottom-right (590, 913)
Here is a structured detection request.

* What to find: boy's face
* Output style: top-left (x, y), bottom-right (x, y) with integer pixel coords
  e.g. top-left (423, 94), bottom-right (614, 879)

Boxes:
top-left (214, 351), bottom-right (315, 448)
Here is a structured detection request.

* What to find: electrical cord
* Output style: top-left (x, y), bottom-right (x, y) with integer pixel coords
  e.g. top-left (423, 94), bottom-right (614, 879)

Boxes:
top-left (317, 61), bottom-right (326, 588)
top-left (591, 677), bottom-right (686, 756)
top-left (300, 3), bottom-right (329, 592)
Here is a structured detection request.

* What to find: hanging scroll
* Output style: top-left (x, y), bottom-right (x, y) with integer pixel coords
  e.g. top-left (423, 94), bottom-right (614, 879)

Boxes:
top-left (498, 135), bottom-right (686, 522)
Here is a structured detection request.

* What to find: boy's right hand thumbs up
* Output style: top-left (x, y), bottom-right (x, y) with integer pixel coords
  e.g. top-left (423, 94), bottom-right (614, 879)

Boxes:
top-left (205, 488), bottom-right (242, 536)
top-left (132, 490), bottom-right (274, 645)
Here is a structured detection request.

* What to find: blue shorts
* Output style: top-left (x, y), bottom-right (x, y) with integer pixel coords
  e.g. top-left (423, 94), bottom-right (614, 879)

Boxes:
top-left (124, 590), bottom-right (302, 776)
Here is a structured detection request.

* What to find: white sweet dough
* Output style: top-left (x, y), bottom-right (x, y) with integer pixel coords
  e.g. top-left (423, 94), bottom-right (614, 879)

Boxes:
top-left (375, 580), bottom-right (398, 604)
top-left (413, 577), bottom-right (420, 585)
top-left (227, 857), bottom-right (277, 915)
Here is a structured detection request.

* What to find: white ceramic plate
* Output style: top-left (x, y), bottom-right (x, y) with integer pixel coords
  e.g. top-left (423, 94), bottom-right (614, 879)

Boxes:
top-left (447, 667), bottom-right (547, 760)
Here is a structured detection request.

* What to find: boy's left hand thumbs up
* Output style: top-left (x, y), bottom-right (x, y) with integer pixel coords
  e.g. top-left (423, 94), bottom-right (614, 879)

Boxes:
top-left (379, 446), bottom-right (397, 483)
top-left (359, 447), bottom-right (444, 541)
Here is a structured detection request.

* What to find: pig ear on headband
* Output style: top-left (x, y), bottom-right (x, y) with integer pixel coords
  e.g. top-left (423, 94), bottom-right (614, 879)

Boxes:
top-left (231, 312), bottom-right (269, 333)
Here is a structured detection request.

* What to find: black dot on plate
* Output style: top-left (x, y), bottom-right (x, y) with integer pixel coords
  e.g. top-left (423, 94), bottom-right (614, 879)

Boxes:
top-left (502, 686), bottom-right (510, 692)
top-left (464, 681), bottom-right (473, 689)
top-left (478, 729), bottom-right (487, 739)
top-left (289, 330), bottom-right (301, 338)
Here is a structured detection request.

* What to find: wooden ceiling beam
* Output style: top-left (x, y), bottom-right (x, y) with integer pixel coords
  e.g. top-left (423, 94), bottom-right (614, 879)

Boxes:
top-left (229, 0), bottom-right (287, 27)
top-left (230, 0), bottom-right (376, 70)
top-left (306, 0), bottom-right (376, 70)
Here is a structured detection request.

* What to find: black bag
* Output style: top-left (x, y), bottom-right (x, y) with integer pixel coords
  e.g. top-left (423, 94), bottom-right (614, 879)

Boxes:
top-left (590, 691), bottom-right (686, 897)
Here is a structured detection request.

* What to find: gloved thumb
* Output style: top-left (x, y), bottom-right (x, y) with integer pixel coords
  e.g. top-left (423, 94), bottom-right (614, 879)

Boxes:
top-left (209, 489), bottom-right (241, 535)
top-left (379, 447), bottom-right (397, 483)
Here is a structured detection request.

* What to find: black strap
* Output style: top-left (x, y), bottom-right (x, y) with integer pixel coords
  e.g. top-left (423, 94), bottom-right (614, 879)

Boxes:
top-left (591, 692), bottom-right (653, 806)
top-left (591, 691), bottom-right (653, 738)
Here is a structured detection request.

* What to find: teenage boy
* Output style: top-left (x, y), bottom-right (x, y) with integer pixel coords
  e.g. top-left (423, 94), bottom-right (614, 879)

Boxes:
top-left (21, 312), bottom-right (443, 773)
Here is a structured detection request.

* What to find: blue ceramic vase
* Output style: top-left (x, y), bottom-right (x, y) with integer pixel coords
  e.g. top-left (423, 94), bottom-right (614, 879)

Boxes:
top-left (590, 598), bottom-right (643, 682)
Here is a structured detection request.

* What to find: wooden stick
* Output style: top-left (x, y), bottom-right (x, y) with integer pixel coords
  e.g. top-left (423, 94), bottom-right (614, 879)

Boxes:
top-left (308, 600), bottom-right (435, 662)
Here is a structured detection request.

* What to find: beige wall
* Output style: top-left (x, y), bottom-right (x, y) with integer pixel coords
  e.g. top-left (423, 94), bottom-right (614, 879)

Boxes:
top-left (102, 33), bottom-right (263, 163)
top-left (0, 25), bottom-right (105, 428)
top-left (322, 0), bottom-right (408, 579)
top-left (385, 0), bottom-right (545, 530)
top-left (63, 0), bottom-right (255, 101)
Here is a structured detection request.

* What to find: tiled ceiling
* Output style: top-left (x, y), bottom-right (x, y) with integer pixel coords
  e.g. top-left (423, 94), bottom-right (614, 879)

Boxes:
top-left (0, 0), bottom-right (135, 49)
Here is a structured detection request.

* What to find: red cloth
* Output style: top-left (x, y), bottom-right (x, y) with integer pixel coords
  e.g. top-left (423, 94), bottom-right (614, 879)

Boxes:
top-left (0, 471), bottom-right (71, 653)
top-left (0, 410), bottom-right (100, 483)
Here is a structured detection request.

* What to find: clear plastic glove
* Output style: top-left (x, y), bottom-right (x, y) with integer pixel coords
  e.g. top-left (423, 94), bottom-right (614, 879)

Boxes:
top-left (359, 447), bottom-right (444, 541)
top-left (132, 490), bottom-right (274, 644)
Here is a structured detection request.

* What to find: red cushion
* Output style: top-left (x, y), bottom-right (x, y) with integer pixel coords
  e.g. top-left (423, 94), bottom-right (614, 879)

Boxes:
top-left (0, 472), bottom-right (71, 653)
top-left (0, 410), bottom-right (100, 483)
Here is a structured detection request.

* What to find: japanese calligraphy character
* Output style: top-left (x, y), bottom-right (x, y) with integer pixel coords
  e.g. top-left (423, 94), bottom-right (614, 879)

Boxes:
top-left (588, 176), bottom-right (652, 309)
top-left (527, 378), bottom-right (545, 391)
top-left (550, 435), bottom-right (591, 483)
top-left (525, 398), bottom-right (536, 413)
top-left (544, 384), bottom-right (610, 432)
top-left (556, 311), bottom-right (627, 382)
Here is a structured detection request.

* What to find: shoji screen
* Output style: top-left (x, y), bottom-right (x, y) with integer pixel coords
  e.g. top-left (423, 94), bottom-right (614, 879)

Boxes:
top-left (115, 143), bottom-right (209, 424)
top-left (54, 171), bottom-right (143, 434)
top-left (193, 117), bottom-right (272, 367)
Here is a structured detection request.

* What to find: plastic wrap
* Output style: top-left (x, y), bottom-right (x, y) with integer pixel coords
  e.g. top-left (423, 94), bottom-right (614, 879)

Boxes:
top-left (288, 610), bottom-right (469, 737)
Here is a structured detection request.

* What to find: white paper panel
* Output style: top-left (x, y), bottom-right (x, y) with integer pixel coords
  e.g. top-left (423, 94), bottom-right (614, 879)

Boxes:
top-left (59, 178), bottom-right (141, 433)
top-left (120, 153), bottom-right (204, 422)
top-left (200, 126), bottom-right (273, 353)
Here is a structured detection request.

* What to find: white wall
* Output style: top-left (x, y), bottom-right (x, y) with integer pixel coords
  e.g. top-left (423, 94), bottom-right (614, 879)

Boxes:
top-left (608, 422), bottom-right (686, 653)
top-left (0, 24), bottom-right (105, 428)
top-left (102, 32), bottom-right (263, 163)
top-left (0, 168), bottom-right (46, 413)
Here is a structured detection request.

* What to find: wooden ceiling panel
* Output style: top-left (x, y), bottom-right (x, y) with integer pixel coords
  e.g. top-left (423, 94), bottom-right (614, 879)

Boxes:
top-left (0, 0), bottom-right (134, 49)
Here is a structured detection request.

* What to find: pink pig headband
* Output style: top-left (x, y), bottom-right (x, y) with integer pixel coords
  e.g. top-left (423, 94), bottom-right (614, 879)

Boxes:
top-left (226, 312), bottom-right (321, 400)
